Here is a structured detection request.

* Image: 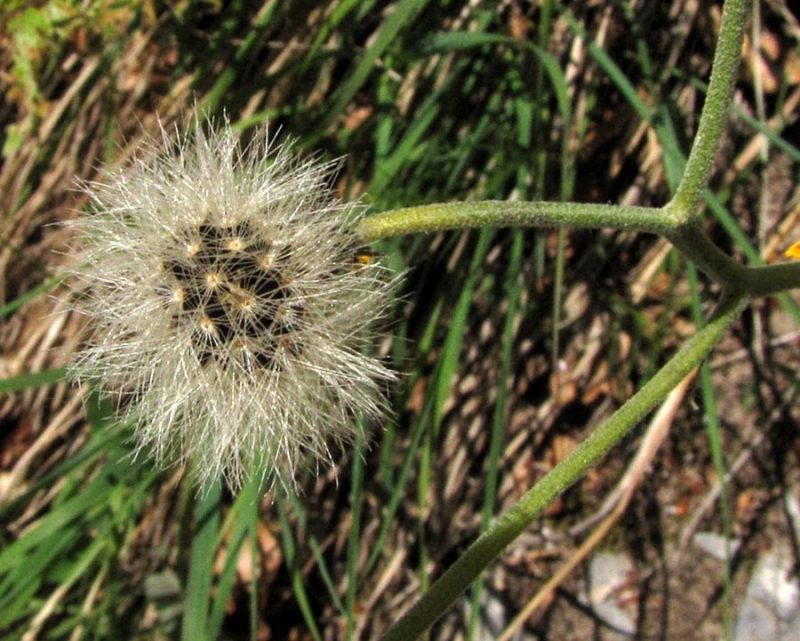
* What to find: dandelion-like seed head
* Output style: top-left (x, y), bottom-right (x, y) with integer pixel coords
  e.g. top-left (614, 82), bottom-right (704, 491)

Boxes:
top-left (69, 114), bottom-right (395, 490)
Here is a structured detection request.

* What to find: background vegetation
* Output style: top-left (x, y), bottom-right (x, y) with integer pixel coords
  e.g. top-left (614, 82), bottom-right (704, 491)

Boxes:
top-left (1, 1), bottom-right (799, 639)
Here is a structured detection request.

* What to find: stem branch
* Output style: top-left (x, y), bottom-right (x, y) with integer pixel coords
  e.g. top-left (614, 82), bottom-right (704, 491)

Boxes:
top-left (356, 201), bottom-right (672, 241)
top-left (381, 294), bottom-right (748, 641)
top-left (357, 202), bottom-right (800, 294)
top-left (667, 0), bottom-right (749, 221)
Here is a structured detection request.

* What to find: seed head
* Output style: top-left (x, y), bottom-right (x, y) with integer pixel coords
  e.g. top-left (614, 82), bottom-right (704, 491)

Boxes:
top-left (69, 115), bottom-right (395, 491)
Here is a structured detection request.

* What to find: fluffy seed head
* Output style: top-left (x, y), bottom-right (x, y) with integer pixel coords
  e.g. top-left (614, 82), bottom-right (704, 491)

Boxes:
top-left (69, 115), bottom-right (395, 490)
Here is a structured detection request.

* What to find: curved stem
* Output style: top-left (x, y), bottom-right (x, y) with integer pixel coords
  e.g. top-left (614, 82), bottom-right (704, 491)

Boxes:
top-left (371, 2), bottom-right (790, 638)
top-left (381, 294), bottom-right (748, 641)
top-left (357, 202), bottom-right (800, 294)
top-left (742, 262), bottom-right (800, 297)
top-left (667, 0), bottom-right (750, 221)
top-left (355, 200), bottom-right (673, 241)
top-left (665, 225), bottom-right (750, 288)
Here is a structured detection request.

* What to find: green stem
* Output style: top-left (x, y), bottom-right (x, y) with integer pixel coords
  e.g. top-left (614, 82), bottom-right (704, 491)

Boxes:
top-left (355, 200), bottom-right (673, 241)
top-left (667, 0), bottom-right (749, 221)
top-left (666, 225), bottom-right (749, 288)
top-left (356, 202), bottom-right (800, 293)
top-left (370, 2), bottom-right (792, 638)
top-left (381, 294), bottom-right (748, 641)
top-left (742, 262), bottom-right (800, 297)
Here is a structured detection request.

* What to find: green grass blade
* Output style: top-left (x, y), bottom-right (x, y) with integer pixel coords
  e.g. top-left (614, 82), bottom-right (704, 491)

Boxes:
top-left (345, 437), bottom-right (366, 640)
top-left (207, 480), bottom-right (260, 637)
top-left (0, 368), bottom-right (68, 395)
top-left (0, 275), bottom-right (63, 320)
top-left (275, 495), bottom-right (323, 641)
top-left (181, 482), bottom-right (221, 641)
top-left (467, 230), bottom-right (524, 637)
top-left (325, 0), bottom-right (427, 125)
top-left (688, 263), bottom-right (734, 637)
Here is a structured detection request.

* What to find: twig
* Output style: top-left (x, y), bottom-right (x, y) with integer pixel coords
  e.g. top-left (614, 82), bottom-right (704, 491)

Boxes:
top-left (497, 369), bottom-right (697, 640)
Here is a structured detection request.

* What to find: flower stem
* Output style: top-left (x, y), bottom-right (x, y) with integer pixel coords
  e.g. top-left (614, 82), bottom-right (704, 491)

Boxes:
top-left (666, 0), bottom-right (750, 222)
top-left (380, 293), bottom-right (748, 641)
top-left (665, 225), bottom-right (749, 287)
top-left (356, 200), bottom-right (673, 241)
top-left (742, 261), bottom-right (800, 297)
top-left (366, 1), bottom-right (794, 638)
top-left (357, 202), bottom-right (800, 294)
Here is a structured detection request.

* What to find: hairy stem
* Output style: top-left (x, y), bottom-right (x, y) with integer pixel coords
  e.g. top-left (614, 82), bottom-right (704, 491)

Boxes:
top-left (742, 261), bottom-right (800, 297)
top-left (357, 202), bottom-right (800, 294)
top-left (356, 200), bottom-right (672, 241)
top-left (381, 294), bottom-right (748, 641)
top-left (665, 225), bottom-right (749, 288)
top-left (368, 1), bottom-right (795, 638)
top-left (667, 0), bottom-right (749, 221)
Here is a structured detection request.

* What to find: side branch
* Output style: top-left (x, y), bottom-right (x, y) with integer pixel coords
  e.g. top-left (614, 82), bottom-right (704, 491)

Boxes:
top-left (356, 201), bottom-right (673, 242)
top-left (381, 294), bottom-right (749, 641)
top-left (742, 262), bottom-right (800, 297)
top-left (359, 201), bottom-right (800, 294)
top-left (667, 0), bottom-right (750, 221)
